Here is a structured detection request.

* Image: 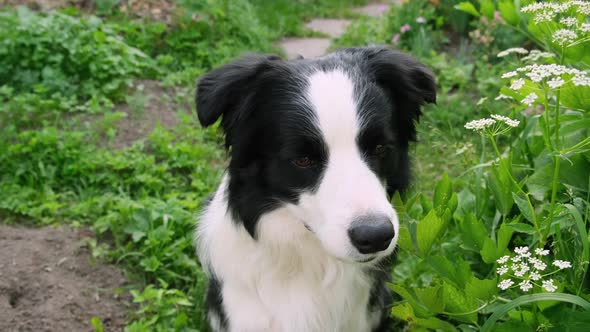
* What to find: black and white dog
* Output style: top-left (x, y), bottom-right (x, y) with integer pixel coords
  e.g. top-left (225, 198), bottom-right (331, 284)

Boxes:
top-left (195, 46), bottom-right (436, 332)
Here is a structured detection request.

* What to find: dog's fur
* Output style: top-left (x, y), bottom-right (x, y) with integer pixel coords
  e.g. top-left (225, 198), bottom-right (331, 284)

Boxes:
top-left (194, 46), bottom-right (436, 332)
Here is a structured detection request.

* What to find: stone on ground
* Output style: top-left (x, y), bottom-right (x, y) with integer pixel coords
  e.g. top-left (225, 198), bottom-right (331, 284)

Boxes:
top-left (280, 37), bottom-right (332, 59)
top-left (305, 19), bottom-right (351, 38)
top-left (352, 3), bottom-right (390, 16)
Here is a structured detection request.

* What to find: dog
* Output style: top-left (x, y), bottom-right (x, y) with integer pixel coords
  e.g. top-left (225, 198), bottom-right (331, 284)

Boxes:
top-left (194, 46), bottom-right (436, 332)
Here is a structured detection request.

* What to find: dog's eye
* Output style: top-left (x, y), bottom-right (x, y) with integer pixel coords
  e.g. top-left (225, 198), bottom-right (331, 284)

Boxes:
top-left (372, 144), bottom-right (387, 156)
top-left (292, 157), bottom-right (315, 168)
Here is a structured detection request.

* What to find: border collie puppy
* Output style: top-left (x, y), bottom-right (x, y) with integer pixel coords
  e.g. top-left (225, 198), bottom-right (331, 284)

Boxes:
top-left (195, 46), bottom-right (436, 332)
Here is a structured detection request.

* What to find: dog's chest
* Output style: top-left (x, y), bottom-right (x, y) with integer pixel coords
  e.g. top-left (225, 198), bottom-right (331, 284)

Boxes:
top-left (223, 257), bottom-right (375, 332)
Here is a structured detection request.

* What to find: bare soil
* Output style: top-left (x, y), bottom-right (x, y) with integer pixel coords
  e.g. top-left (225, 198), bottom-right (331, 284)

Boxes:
top-left (111, 80), bottom-right (186, 149)
top-left (0, 225), bottom-right (130, 332)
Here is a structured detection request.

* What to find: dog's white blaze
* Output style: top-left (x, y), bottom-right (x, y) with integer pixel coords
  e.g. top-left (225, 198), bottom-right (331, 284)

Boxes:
top-left (300, 69), bottom-right (398, 261)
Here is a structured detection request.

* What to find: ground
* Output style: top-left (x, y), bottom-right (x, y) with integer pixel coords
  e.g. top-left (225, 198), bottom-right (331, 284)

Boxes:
top-left (0, 225), bottom-right (129, 331)
top-left (0, 2), bottom-right (390, 329)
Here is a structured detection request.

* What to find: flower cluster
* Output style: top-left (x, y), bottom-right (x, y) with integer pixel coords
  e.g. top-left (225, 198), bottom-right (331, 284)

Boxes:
top-left (553, 29), bottom-right (578, 46)
top-left (521, 50), bottom-right (555, 62)
top-left (496, 246), bottom-right (571, 293)
top-left (464, 115), bottom-right (520, 135)
top-left (522, 1), bottom-right (590, 23)
top-left (497, 47), bottom-right (529, 58)
top-left (501, 64), bottom-right (590, 104)
top-left (521, 1), bottom-right (590, 44)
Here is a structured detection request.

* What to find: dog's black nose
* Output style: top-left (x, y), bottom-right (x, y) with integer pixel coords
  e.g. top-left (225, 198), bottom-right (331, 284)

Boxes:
top-left (348, 214), bottom-right (395, 254)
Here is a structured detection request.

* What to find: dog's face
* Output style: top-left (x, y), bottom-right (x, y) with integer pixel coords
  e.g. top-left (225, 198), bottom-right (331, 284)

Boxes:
top-left (196, 47), bottom-right (435, 263)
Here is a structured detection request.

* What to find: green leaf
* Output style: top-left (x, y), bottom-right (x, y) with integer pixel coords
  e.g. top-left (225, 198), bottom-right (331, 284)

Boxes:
top-left (459, 214), bottom-right (488, 251)
top-left (511, 193), bottom-right (534, 222)
top-left (498, 0), bottom-right (520, 26)
top-left (391, 303), bottom-right (415, 321)
top-left (414, 317), bottom-right (459, 332)
top-left (415, 284), bottom-right (445, 314)
top-left (564, 204), bottom-right (590, 272)
top-left (427, 255), bottom-right (473, 288)
top-left (480, 224), bottom-right (514, 264)
top-left (397, 224), bottom-right (414, 252)
top-left (505, 222), bottom-right (537, 234)
top-left (481, 294), bottom-right (590, 332)
top-left (448, 192), bottom-right (459, 214)
top-left (455, 2), bottom-right (480, 17)
top-left (391, 191), bottom-right (404, 215)
top-left (442, 282), bottom-right (479, 324)
top-left (420, 193), bottom-right (433, 213)
top-left (480, 0), bottom-right (495, 19)
top-left (390, 284), bottom-right (433, 318)
top-left (465, 276), bottom-right (497, 302)
top-left (91, 317), bottom-right (104, 332)
top-left (416, 210), bottom-right (448, 256)
top-left (434, 173), bottom-right (452, 209)
top-left (560, 83), bottom-right (590, 110)
top-left (487, 163), bottom-right (514, 216)
top-left (392, 302), bottom-right (458, 331)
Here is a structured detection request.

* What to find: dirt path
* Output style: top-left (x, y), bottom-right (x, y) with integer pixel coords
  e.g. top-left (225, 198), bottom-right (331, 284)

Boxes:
top-left (280, 1), bottom-right (391, 59)
top-left (0, 225), bottom-right (129, 332)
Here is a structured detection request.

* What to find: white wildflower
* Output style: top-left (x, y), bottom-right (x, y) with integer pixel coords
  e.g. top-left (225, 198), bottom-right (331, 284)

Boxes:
top-left (581, 23), bottom-right (590, 33)
top-left (515, 246), bottom-right (530, 256)
top-left (543, 279), bottom-right (558, 292)
top-left (530, 257), bottom-right (547, 271)
top-left (522, 92), bottom-right (538, 106)
top-left (498, 279), bottom-right (514, 290)
top-left (530, 271), bottom-right (542, 281)
top-left (495, 94), bottom-right (512, 100)
top-left (535, 11), bottom-right (555, 23)
top-left (553, 260), bottom-right (572, 269)
top-left (464, 118), bottom-right (496, 131)
top-left (560, 17), bottom-right (577, 26)
top-left (497, 255), bottom-right (510, 264)
top-left (576, 1), bottom-right (590, 15)
top-left (519, 279), bottom-right (534, 292)
top-left (573, 74), bottom-right (590, 86)
top-left (535, 248), bottom-right (550, 256)
top-left (522, 50), bottom-right (555, 62)
top-left (497, 266), bottom-right (509, 275)
top-left (510, 78), bottom-right (525, 90)
top-left (491, 114), bottom-right (520, 127)
top-left (548, 77), bottom-right (565, 89)
top-left (502, 71), bottom-right (518, 78)
top-left (497, 47), bottom-right (529, 57)
top-left (553, 29), bottom-right (578, 46)
top-left (514, 263), bottom-right (530, 277)
top-left (512, 255), bottom-right (522, 263)
top-left (416, 16), bottom-right (426, 23)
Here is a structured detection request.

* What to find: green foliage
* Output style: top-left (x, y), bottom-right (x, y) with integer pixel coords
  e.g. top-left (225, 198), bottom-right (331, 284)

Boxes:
top-left (0, 7), bottom-right (148, 105)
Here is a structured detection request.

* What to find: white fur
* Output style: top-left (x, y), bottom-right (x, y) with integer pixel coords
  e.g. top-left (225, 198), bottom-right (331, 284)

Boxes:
top-left (196, 70), bottom-right (398, 332)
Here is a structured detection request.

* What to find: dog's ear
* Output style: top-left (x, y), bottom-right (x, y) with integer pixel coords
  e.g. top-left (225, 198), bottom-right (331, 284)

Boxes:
top-left (364, 47), bottom-right (436, 145)
top-left (196, 54), bottom-right (282, 148)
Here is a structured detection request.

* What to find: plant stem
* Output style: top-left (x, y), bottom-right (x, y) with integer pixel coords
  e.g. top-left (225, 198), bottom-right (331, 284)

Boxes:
top-left (489, 134), bottom-right (542, 241)
top-left (545, 50), bottom-right (566, 239)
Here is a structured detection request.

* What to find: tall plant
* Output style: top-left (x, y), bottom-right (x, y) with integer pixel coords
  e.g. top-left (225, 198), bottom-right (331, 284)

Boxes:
top-left (391, 1), bottom-right (590, 330)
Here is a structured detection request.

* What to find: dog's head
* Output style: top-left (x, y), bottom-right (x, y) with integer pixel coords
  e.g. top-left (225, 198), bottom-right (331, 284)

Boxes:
top-left (196, 47), bottom-right (435, 263)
